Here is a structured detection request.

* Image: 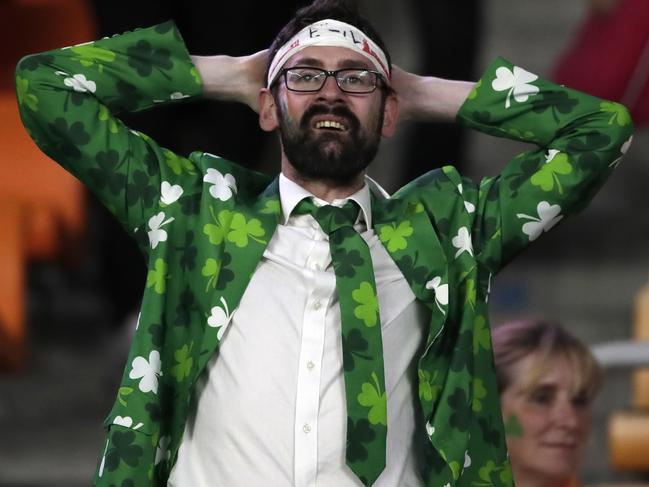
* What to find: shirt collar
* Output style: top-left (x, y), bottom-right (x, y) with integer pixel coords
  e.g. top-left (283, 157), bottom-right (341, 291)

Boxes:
top-left (279, 173), bottom-right (373, 228)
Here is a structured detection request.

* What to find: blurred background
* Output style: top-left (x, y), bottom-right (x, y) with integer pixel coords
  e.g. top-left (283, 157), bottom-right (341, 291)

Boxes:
top-left (0, 0), bottom-right (648, 485)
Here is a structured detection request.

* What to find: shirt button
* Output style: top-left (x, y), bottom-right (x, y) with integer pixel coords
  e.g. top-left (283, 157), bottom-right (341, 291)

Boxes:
top-left (303, 423), bottom-right (312, 434)
top-left (313, 301), bottom-right (322, 310)
top-left (307, 361), bottom-right (315, 370)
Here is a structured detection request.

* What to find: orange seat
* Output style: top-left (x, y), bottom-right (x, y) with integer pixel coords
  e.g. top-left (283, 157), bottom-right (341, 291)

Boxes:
top-left (0, 0), bottom-right (95, 370)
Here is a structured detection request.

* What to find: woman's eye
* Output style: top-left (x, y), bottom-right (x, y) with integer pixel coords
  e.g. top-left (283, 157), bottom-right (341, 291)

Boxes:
top-left (530, 392), bottom-right (553, 405)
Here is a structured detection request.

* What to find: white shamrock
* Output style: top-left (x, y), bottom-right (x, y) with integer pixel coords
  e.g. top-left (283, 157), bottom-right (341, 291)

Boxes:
top-left (517, 201), bottom-right (564, 241)
top-left (113, 416), bottom-right (143, 430)
top-left (491, 66), bottom-right (539, 109)
top-left (204, 168), bottom-right (237, 201)
top-left (208, 296), bottom-right (233, 341)
top-left (545, 148), bottom-right (561, 163)
top-left (425, 421), bottom-right (435, 437)
top-left (425, 276), bottom-right (449, 314)
top-left (98, 438), bottom-right (110, 477)
top-left (452, 226), bottom-right (474, 258)
top-left (147, 211), bottom-right (175, 249)
top-left (160, 181), bottom-right (184, 205)
top-left (129, 350), bottom-right (162, 394)
top-left (155, 436), bottom-right (171, 465)
top-left (464, 451), bottom-right (472, 468)
top-left (63, 74), bottom-right (97, 93)
top-left (457, 183), bottom-right (476, 214)
top-left (170, 91), bottom-right (190, 100)
top-left (610, 135), bottom-right (634, 168)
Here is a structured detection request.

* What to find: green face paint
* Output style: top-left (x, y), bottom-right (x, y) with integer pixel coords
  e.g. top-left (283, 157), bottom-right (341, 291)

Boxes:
top-left (504, 414), bottom-right (524, 437)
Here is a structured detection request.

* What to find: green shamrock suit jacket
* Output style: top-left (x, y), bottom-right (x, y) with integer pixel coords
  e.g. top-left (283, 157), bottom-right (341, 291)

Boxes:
top-left (16, 22), bottom-right (632, 487)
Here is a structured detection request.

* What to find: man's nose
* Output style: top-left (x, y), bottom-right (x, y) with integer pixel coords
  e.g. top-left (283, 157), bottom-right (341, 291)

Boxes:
top-left (317, 74), bottom-right (344, 100)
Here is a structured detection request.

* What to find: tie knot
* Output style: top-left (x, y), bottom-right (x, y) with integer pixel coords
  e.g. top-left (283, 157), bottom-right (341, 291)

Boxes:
top-left (294, 198), bottom-right (360, 235)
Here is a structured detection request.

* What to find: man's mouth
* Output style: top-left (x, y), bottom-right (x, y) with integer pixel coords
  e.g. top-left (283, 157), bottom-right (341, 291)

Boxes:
top-left (313, 119), bottom-right (348, 131)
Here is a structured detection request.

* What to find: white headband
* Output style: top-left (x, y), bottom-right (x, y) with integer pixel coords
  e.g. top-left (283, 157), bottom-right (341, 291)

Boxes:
top-left (267, 19), bottom-right (390, 87)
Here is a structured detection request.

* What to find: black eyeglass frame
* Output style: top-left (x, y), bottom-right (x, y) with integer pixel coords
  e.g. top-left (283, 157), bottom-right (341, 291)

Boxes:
top-left (275, 66), bottom-right (387, 94)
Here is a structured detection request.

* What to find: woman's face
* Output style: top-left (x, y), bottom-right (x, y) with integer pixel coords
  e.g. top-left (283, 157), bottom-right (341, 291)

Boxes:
top-left (500, 353), bottom-right (593, 484)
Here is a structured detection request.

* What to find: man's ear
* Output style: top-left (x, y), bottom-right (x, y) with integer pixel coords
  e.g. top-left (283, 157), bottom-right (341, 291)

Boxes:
top-left (259, 88), bottom-right (279, 132)
top-left (381, 92), bottom-right (399, 138)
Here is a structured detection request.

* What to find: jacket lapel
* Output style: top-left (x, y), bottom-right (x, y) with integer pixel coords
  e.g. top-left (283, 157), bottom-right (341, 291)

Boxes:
top-left (196, 177), bottom-right (281, 375)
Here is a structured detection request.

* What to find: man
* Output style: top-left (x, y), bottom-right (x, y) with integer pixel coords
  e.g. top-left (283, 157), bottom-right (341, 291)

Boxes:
top-left (16, 0), bottom-right (632, 486)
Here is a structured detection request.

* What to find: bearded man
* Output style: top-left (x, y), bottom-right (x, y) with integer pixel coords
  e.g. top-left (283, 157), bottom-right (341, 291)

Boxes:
top-left (16, 0), bottom-right (632, 486)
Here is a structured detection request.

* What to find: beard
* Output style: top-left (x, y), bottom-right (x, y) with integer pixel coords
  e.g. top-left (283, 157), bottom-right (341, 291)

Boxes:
top-left (277, 100), bottom-right (383, 185)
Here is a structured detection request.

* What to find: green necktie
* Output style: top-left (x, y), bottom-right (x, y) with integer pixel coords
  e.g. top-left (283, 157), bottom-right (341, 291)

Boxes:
top-left (295, 198), bottom-right (387, 486)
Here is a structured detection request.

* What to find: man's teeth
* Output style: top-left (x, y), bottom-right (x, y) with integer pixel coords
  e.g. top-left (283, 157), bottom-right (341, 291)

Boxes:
top-left (315, 120), bottom-right (346, 130)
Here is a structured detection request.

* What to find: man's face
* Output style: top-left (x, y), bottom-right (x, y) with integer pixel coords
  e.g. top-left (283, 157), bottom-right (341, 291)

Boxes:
top-left (272, 46), bottom-right (388, 184)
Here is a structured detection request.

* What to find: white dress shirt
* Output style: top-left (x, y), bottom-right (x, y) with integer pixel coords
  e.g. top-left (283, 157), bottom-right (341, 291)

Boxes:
top-left (168, 174), bottom-right (430, 487)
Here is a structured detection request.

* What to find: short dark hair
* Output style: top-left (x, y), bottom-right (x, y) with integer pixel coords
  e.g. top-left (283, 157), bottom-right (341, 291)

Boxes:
top-left (266, 0), bottom-right (392, 86)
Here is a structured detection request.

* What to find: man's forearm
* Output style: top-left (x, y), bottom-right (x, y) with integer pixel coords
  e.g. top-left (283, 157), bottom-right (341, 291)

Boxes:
top-left (392, 66), bottom-right (475, 123)
top-left (191, 50), bottom-right (267, 111)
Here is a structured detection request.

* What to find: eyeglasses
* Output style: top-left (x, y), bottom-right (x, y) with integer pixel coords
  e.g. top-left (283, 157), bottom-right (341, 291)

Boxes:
top-left (278, 67), bottom-right (384, 94)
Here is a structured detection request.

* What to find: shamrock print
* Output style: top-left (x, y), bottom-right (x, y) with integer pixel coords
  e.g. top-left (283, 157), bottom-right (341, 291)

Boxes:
top-left (425, 276), bottom-right (449, 313)
top-left (160, 181), bottom-right (183, 206)
top-left (18, 53), bottom-right (54, 71)
top-left (207, 296), bottom-right (232, 341)
top-left (342, 328), bottom-right (370, 372)
top-left (204, 167), bottom-right (237, 201)
top-left (176, 231), bottom-right (197, 271)
top-left (104, 430), bottom-right (144, 472)
top-left (201, 258), bottom-right (221, 291)
top-left (228, 213), bottom-right (266, 247)
top-left (530, 149), bottom-right (573, 194)
top-left (566, 132), bottom-right (612, 170)
top-left (48, 118), bottom-right (90, 158)
top-left (447, 388), bottom-right (471, 432)
top-left (457, 184), bottom-right (476, 214)
top-left (117, 386), bottom-right (134, 407)
top-left (155, 436), bottom-right (171, 466)
top-left (113, 416), bottom-right (144, 430)
top-left (69, 43), bottom-right (116, 71)
top-left (472, 378), bottom-right (487, 412)
top-left (504, 414), bottom-right (524, 438)
top-left (425, 421), bottom-right (435, 437)
top-left (127, 40), bottom-right (173, 78)
top-left (98, 104), bottom-right (119, 133)
top-left (127, 170), bottom-right (157, 207)
top-left (171, 343), bottom-right (193, 382)
top-left (332, 248), bottom-right (364, 277)
top-left (15, 76), bottom-right (39, 111)
top-left (203, 208), bottom-right (233, 245)
top-left (346, 417), bottom-right (376, 462)
top-left (397, 254), bottom-right (428, 285)
top-left (63, 73), bottom-right (96, 93)
top-left (601, 101), bottom-right (632, 126)
top-left (352, 281), bottom-right (379, 327)
top-left (610, 135), bottom-right (633, 168)
top-left (175, 287), bottom-right (198, 327)
top-left (147, 211), bottom-right (174, 249)
top-left (531, 91), bottom-right (578, 123)
top-left (418, 369), bottom-right (442, 402)
top-left (517, 201), bottom-right (563, 241)
top-left (164, 149), bottom-right (196, 176)
top-left (379, 220), bottom-right (413, 252)
top-left (128, 350), bottom-right (162, 394)
top-left (491, 65), bottom-right (539, 109)
top-left (146, 258), bottom-right (167, 294)
top-left (357, 372), bottom-right (387, 426)
top-left (88, 150), bottom-right (126, 194)
top-left (452, 227), bottom-right (474, 258)
top-left (473, 315), bottom-right (491, 354)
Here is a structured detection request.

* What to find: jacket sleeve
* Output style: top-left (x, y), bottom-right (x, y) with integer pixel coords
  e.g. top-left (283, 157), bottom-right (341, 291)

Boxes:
top-left (15, 21), bottom-right (204, 253)
top-left (456, 57), bottom-right (633, 273)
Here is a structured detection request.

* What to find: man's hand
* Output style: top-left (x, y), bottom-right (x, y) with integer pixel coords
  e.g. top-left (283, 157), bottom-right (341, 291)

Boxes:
top-left (390, 65), bottom-right (475, 123)
top-left (191, 50), bottom-right (268, 112)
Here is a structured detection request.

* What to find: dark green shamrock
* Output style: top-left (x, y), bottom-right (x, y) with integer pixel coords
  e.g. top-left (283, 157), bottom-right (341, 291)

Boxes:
top-left (478, 417), bottom-right (502, 446)
top-left (332, 248), bottom-right (364, 277)
top-left (48, 118), bottom-right (90, 158)
top-left (505, 154), bottom-right (541, 197)
top-left (175, 287), bottom-right (198, 327)
top-left (18, 53), bottom-right (55, 71)
top-left (145, 402), bottom-right (162, 423)
top-left (126, 170), bottom-right (157, 207)
top-left (567, 132), bottom-right (611, 170)
top-left (396, 254), bottom-right (428, 285)
top-left (447, 387), bottom-right (471, 432)
top-left (109, 80), bottom-right (144, 113)
top-left (176, 231), bottom-right (197, 271)
top-left (88, 150), bottom-right (126, 194)
top-left (179, 192), bottom-right (201, 216)
top-left (449, 330), bottom-right (473, 372)
top-left (142, 147), bottom-right (160, 177)
top-left (104, 430), bottom-right (144, 471)
top-left (148, 323), bottom-right (164, 347)
top-left (127, 40), bottom-right (173, 78)
top-left (346, 417), bottom-right (375, 462)
top-left (342, 328), bottom-right (370, 372)
top-left (531, 91), bottom-right (578, 123)
top-left (108, 480), bottom-right (135, 487)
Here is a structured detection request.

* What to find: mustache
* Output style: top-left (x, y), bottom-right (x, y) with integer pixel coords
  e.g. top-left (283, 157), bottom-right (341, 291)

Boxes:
top-left (300, 103), bottom-right (360, 132)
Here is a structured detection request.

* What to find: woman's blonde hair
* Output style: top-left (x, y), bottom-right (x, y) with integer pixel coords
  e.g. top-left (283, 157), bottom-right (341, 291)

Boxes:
top-left (492, 319), bottom-right (602, 400)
